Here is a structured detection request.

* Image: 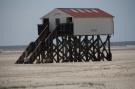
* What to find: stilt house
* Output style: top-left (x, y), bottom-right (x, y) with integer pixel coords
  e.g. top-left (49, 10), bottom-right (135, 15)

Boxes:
top-left (16, 8), bottom-right (114, 64)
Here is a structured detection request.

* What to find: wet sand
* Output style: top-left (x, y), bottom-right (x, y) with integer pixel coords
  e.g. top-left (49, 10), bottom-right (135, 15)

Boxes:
top-left (0, 47), bottom-right (135, 89)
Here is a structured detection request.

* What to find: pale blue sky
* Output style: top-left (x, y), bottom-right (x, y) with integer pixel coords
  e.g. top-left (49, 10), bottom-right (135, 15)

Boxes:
top-left (0, 0), bottom-right (135, 46)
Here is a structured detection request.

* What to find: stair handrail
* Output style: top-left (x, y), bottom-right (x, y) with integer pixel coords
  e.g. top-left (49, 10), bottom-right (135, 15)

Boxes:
top-left (35, 25), bottom-right (48, 45)
top-left (27, 29), bottom-right (57, 63)
top-left (15, 24), bottom-right (48, 64)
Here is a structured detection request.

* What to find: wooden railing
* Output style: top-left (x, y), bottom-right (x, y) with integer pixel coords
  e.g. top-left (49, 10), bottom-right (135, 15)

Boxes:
top-left (16, 22), bottom-right (73, 64)
top-left (15, 25), bottom-right (49, 64)
top-left (26, 29), bottom-right (57, 63)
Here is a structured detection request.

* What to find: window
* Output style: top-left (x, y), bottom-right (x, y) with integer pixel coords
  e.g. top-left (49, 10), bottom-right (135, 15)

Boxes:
top-left (66, 17), bottom-right (72, 23)
top-left (55, 18), bottom-right (60, 25)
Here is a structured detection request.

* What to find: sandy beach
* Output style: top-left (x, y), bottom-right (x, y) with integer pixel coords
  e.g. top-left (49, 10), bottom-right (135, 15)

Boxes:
top-left (0, 46), bottom-right (135, 89)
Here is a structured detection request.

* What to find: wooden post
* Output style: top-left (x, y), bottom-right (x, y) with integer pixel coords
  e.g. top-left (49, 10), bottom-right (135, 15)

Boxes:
top-left (108, 35), bottom-right (112, 61)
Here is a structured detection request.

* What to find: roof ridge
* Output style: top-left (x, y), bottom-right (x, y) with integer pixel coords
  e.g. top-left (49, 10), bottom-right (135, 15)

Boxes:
top-left (57, 8), bottom-right (98, 9)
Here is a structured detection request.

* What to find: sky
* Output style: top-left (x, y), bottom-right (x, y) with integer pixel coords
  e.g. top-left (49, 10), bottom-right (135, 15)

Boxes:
top-left (0, 0), bottom-right (135, 46)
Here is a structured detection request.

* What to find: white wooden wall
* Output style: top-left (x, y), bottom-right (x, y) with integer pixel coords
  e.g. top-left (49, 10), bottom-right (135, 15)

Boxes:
top-left (74, 17), bottom-right (114, 35)
top-left (42, 9), bottom-right (114, 35)
top-left (42, 9), bottom-right (71, 31)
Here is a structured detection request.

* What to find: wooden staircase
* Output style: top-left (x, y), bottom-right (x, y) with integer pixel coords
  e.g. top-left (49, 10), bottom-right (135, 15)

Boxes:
top-left (16, 21), bottom-right (57, 64)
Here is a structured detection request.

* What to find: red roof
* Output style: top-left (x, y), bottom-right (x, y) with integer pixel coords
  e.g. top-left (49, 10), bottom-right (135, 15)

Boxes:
top-left (57, 8), bottom-right (113, 17)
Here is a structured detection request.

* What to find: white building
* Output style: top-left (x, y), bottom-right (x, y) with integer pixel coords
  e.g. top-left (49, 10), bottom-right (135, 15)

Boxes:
top-left (41, 8), bottom-right (114, 35)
